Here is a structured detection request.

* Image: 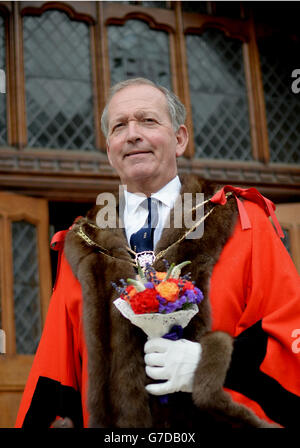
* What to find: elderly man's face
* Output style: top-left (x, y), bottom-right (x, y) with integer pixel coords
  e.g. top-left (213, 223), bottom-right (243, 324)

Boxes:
top-left (106, 84), bottom-right (188, 193)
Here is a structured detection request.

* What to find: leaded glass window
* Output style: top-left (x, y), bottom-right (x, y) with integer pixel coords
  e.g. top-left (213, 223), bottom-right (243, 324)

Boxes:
top-left (186, 29), bottom-right (252, 160)
top-left (258, 36), bottom-right (300, 164)
top-left (108, 19), bottom-right (171, 89)
top-left (12, 221), bottom-right (41, 354)
top-left (23, 10), bottom-right (95, 150)
top-left (0, 15), bottom-right (7, 145)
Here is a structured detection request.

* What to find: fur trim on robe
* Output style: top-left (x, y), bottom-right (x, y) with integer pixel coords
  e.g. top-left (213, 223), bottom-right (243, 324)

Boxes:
top-left (64, 174), bottom-right (276, 428)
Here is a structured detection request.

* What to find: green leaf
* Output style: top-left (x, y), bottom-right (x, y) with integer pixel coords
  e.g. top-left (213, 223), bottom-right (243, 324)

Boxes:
top-left (171, 261), bottom-right (191, 279)
top-left (137, 262), bottom-right (146, 283)
top-left (164, 262), bottom-right (175, 281)
top-left (127, 278), bottom-right (146, 292)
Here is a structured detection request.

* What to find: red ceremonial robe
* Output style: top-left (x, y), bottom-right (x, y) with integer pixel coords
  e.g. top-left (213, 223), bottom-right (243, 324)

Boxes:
top-left (15, 193), bottom-right (300, 428)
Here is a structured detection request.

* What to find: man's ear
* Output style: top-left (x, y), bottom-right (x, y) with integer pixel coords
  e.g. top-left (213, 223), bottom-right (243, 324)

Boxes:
top-left (175, 125), bottom-right (189, 157)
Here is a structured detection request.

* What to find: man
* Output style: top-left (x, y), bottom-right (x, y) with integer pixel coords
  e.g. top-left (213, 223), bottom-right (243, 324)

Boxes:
top-left (16, 78), bottom-right (300, 428)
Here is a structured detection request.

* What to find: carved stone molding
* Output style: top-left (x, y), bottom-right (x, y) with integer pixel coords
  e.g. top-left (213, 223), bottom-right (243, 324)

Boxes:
top-left (20, 1), bottom-right (97, 24)
top-left (0, 149), bottom-right (299, 201)
top-left (187, 158), bottom-right (300, 187)
top-left (0, 148), bottom-right (109, 174)
top-left (183, 12), bottom-right (250, 43)
top-left (102, 2), bottom-right (176, 32)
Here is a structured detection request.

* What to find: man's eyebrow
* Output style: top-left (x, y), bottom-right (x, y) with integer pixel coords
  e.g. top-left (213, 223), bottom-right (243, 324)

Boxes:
top-left (113, 110), bottom-right (159, 120)
top-left (109, 110), bottom-right (161, 128)
top-left (135, 109), bottom-right (160, 118)
top-left (110, 114), bottom-right (127, 124)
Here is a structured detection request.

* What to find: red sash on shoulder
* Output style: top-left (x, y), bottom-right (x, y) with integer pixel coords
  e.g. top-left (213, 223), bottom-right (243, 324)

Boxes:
top-left (210, 185), bottom-right (284, 238)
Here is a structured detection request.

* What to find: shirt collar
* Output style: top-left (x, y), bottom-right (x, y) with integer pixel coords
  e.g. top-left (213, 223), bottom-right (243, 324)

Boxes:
top-left (124, 191), bottom-right (148, 216)
top-left (151, 175), bottom-right (181, 208)
top-left (124, 176), bottom-right (181, 214)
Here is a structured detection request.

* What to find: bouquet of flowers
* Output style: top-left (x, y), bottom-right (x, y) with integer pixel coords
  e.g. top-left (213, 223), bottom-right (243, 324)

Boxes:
top-left (113, 260), bottom-right (203, 339)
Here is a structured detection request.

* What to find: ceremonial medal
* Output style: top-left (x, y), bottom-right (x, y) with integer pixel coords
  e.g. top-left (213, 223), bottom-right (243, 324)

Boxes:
top-left (135, 250), bottom-right (156, 268)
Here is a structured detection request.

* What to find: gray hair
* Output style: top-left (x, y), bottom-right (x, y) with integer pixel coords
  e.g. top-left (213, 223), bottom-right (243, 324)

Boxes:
top-left (101, 77), bottom-right (186, 138)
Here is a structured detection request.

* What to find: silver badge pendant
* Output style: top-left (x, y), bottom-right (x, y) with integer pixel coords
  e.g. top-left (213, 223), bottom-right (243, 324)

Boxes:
top-left (135, 251), bottom-right (156, 268)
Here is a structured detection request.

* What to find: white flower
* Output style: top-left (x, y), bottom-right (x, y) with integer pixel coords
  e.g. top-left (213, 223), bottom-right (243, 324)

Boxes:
top-left (113, 298), bottom-right (198, 339)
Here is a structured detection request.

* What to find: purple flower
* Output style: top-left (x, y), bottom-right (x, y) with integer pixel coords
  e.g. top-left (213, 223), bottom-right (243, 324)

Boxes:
top-left (149, 280), bottom-right (204, 314)
top-left (185, 289), bottom-right (196, 301)
top-left (158, 294), bottom-right (192, 314)
top-left (194, 287), bottom-right (204, 303)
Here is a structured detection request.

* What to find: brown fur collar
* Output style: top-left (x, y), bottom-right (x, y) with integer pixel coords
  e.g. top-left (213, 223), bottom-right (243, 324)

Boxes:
top-left (64, 174), bottom-right (273, 428)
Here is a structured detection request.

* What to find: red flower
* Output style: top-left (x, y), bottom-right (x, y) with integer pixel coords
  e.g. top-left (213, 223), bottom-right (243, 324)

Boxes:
top-left (181, 281), bottom-right (195, 292)
top-left (121, 285), bottom-right (137, 303)
top-left (130, 289), bottom-right (159, 314)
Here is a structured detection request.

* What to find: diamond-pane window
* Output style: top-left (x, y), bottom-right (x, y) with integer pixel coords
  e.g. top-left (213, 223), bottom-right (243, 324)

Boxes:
top-left (259, 37), bottom-right (300, 164)
top-left (108, 19), bottom-right (171, 89)
top-left (12, 221), bottom-right (42, 354)
top-left (186, 29), bottom-right (252, 160)
top-left (0, 15), bottom-right (7, 145)
top-left (23, 10), bottom-right (96, 150)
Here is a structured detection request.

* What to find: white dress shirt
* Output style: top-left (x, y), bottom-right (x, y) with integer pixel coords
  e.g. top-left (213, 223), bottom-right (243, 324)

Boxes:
top-left (123, 176), bottom-right (181, 249)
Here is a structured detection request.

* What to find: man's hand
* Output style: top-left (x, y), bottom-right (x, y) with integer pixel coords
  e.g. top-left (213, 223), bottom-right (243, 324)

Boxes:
top-left (144, 338), bottom-right (202, 395)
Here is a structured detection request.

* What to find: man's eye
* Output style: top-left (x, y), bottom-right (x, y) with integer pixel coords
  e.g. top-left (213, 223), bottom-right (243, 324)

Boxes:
top-left (143, 118), bottom-right (155, 123)
top-left (113, 123), bottom-right (124, 131)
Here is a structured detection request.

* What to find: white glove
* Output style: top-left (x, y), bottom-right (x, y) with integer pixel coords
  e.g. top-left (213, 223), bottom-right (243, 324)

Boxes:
top-left (144, 338), bottom-right (202, 395)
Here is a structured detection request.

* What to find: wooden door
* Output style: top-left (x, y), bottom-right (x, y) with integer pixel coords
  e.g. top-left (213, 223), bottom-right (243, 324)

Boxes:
top-left (276, 203), bottom-right (300, 273)
top-left (0, 192), bottom-right (52, 428)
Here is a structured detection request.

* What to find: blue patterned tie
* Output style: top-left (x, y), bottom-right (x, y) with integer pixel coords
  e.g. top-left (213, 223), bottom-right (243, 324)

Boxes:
top-left (130, 197), bottom-right (158, 253)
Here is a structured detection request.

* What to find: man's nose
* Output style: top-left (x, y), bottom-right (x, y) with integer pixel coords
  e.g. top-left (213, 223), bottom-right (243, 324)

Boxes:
top-left (126, 120), bottom-right (142, 143)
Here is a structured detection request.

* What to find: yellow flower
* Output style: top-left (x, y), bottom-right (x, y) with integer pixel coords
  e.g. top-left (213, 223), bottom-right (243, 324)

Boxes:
top-left (128, 286), bottom-right (137, 298)
top-left (155, 280), bottom-right (179, 302)
top-left (155, 272), bottom-right (167, 281)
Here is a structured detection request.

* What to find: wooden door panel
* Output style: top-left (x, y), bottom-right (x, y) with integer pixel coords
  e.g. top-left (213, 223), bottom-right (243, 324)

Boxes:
top-left (0, 192), bottom-right (52, 428)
